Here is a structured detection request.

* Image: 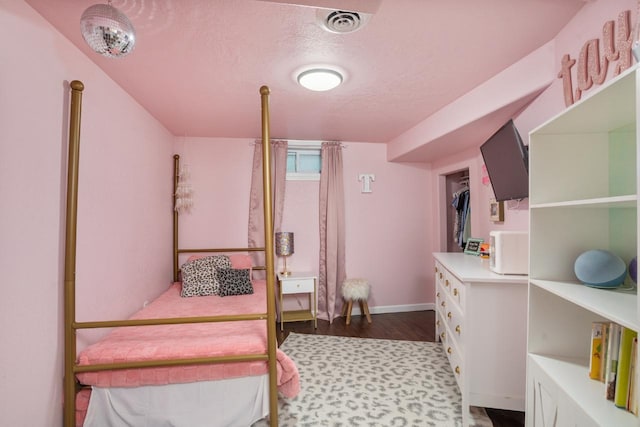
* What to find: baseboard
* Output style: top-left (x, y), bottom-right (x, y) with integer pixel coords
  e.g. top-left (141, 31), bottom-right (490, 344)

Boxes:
top-left (348, 302), bottom-right (434, 317)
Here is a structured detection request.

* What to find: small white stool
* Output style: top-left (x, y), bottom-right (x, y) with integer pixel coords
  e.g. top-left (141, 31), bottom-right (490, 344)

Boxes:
top-left (341, 278), bottom-right (372, 325)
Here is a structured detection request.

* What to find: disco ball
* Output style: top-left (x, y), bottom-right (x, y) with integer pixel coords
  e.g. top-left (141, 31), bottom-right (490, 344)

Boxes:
top-left (80, 3), bottom-right (136, 58)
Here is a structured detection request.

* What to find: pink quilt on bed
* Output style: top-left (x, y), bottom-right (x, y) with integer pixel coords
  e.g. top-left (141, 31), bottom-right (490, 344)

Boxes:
top-left (76, 281), bottom-right (299, 398)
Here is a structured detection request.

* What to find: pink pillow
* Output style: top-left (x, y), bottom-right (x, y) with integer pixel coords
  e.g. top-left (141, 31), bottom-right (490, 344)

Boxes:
top-left (186, 254), bottom-right (206, 263)
top-left (229, 254), bottom-right (254, 278)
top-left (229, 254), bottom-right (253, 269)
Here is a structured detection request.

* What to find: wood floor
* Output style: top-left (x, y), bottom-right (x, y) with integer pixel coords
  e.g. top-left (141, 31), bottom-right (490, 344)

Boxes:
top-left (276, 309), bottom-right (525, 427)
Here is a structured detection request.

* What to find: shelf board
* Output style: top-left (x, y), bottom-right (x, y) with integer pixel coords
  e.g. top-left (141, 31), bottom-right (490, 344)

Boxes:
top-left (529, 354), bottom-right (638, 426)
top-left (530, 280), bottom-right (640, 331)
top-left (281, 309), bottom-right (314, 322)
top-left (530, 195), bottom-right (637, 210)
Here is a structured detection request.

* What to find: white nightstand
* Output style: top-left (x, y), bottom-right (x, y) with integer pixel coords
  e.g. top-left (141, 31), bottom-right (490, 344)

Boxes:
top-left (277, 272), bottom-right (317, 331)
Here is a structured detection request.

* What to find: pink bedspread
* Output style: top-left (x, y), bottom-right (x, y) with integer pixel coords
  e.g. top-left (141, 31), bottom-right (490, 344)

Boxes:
top-left (76, 281), bottom-right (299, 397)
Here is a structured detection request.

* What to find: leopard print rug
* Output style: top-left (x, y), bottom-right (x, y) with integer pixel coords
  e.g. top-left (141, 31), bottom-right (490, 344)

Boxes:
top-left (254, 333), bottom-right (493, 426)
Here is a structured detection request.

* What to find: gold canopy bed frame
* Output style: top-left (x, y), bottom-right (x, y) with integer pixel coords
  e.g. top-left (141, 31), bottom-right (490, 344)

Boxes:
top-left (63, 82), bottom-right (279, 426)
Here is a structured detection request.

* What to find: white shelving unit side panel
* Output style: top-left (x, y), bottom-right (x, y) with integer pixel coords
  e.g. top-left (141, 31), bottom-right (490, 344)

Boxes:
top-left (466, 282), bottom-right (527, 405)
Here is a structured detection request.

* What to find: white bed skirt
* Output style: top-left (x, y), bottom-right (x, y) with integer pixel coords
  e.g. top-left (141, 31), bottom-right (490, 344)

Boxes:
top-left (83, 374), bottom-right (270, 427)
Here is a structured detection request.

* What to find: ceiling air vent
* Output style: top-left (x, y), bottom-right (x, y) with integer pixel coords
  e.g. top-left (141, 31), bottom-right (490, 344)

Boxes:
top-left (317, 9), bottom-right (370, 34)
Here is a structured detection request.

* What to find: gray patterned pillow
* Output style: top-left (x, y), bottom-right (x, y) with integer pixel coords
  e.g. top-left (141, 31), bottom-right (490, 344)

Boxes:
top-left (180, 255), bottom-right (232, 297)
top-left (204, 255), bottom-right (232, 296)
top-left (216, 268), bottom-right (254, 297)
top-left (180, 257), bottom-right (214, 297)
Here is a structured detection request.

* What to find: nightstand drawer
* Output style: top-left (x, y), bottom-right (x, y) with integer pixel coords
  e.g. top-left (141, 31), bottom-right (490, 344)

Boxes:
top-left (281, 278), bottom-right (314, 294)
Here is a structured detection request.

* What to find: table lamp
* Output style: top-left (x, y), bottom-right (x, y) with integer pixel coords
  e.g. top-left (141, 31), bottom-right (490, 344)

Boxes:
top-left (275, 232), bottom-right (294, 276)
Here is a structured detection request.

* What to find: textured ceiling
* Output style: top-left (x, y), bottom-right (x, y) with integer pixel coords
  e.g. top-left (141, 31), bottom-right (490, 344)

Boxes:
top-left (24, 0), bottom-right (585, 149)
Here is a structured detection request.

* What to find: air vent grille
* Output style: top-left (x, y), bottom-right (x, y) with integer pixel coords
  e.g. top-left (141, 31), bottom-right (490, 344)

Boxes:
top-left (318, 9), bottom-right (369, 34)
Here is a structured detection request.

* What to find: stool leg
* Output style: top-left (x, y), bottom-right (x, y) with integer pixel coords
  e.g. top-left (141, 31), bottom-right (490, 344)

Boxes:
top-left (341, 300), bottom-right (348, 317)
top-left (362, 301), bottom-right (372, 323)
top-left (346, 300), bottom-right (353, 325)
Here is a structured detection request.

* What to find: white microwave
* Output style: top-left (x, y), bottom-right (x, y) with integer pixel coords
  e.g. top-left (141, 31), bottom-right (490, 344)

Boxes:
top-left (489, 231), bottom-right (529, 275)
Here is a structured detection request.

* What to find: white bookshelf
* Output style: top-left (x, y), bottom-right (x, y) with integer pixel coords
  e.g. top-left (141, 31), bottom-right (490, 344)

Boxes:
top-left (527, 65), bottom-right (639, 426)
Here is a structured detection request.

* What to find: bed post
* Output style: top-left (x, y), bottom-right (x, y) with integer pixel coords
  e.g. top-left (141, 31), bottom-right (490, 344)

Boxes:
top-left (173, 154), bottom-right (180, 282)
top-left (260, 85), bottom-right (279, 427)
top-left (64, 80), bottom-right (84, 427)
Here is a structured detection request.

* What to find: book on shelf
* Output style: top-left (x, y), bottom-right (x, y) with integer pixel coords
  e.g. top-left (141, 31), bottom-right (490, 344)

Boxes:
top-left (628, 337), bottom-right (638, 414)
top-left (615, 327), bottom-right (638, 409)
top-left (600, 322), bottom-right (610, 382)
top-left (605, 323), bottom-right (622, 401)
top-left (589, 322), bottom-right (605, 381)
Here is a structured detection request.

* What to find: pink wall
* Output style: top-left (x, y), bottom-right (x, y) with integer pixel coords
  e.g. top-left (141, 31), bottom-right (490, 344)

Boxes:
top-left (0, 2), bottom-right (174, 426)
top-left (340, 144), bottom-right (432, 310)
top-left (174, 139), bottom-right (432, 313)
top-left (173, 137), bottom-right (255, 251)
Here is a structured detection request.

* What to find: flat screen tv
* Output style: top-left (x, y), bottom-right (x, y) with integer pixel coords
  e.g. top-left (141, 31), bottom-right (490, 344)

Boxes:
top-left (480, 119), bottom-right (529, 202)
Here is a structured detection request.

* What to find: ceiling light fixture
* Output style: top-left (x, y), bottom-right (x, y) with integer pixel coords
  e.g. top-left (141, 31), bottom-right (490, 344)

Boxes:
top-left (297, 68), bottom-right (343, 91)
top-left (80, 1), bottom-right (136, 58)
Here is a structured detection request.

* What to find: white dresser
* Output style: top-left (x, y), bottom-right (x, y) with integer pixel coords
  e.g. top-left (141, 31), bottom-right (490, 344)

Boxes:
top-left (433, 252), bottom-right (528, 426)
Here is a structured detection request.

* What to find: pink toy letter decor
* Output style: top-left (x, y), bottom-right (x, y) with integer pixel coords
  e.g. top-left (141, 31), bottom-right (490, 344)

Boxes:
top-left (558, 10), bottom-right (634, 107)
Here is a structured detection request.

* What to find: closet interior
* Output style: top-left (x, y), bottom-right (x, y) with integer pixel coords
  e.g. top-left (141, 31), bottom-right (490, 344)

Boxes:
top-left (445, 169), bottom-right (470, 253)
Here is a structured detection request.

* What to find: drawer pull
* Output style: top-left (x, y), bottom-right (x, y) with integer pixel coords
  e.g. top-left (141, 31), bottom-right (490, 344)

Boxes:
top-left (435, 267), bottom-right (438, 273)
top-left (441, 301), bottom-right (446, 307)
top-left (453, 288), bottom-right (458, 296)
top-left (440, 332), bottom-right (446, 339)
top-left (447, 347), bottom-right (452, 354)
top-left (445, 279), bottom-right (449, 287)
top-left (436, 292), bottom-right (440, 298)
top-left (436, 320), bottom-right (440, 327)
top-left (447, 312), bottom-right (452, 319)
top-left (455, 325), bottom-right (461, 334)
top-left (455, 366), bottom-right (460, 374)
top-left (439, 272), bottom-right (443, 279)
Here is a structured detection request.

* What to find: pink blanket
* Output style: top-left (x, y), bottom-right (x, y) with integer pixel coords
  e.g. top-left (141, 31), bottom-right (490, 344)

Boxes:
top-left (76, 281), bottom-right (299, 397)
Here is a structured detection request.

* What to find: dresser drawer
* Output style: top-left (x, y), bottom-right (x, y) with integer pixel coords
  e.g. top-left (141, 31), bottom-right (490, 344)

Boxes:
top-left (280, 277), bottom-right (314, 294)
top-left (445, 338), bottom-right (463, 392)
top-left (436, 311), bottom-right (446, 343)
top-left (445, 296), bottom-right (464, 349)
top-left (436, 283), bottom-right (447, 315)
top-left (447, 273), bottom-right (465, 310)
top-left (437, 286), bottom-right (447, 318)
top-left (435, 261), bottom-right (445, 288)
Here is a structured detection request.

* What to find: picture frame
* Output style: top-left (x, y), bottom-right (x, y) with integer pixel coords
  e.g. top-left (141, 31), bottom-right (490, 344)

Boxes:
top-left (489, 198), bottom-right (504, 222)
top-left (464, 238), bottom-right (484, 256)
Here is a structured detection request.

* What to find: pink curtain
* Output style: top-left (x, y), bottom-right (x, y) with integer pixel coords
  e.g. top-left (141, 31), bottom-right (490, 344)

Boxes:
top-left (318, 141), bottom-right (346, 322)
top-left (248, 140), bottom-right (288, 277)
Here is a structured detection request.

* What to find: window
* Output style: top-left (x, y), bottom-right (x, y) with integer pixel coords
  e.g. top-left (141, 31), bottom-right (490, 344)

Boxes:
top-left (286, 141), bottom-right (321, 181)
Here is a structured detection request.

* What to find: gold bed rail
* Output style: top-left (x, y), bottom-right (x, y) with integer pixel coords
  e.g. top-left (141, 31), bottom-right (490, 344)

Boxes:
top-left (64, 81), bottom-right (280, 427)
top-left (75, 353), bottom-right (269, 373)
top-left (75, 313), bottom-right (267, 329)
